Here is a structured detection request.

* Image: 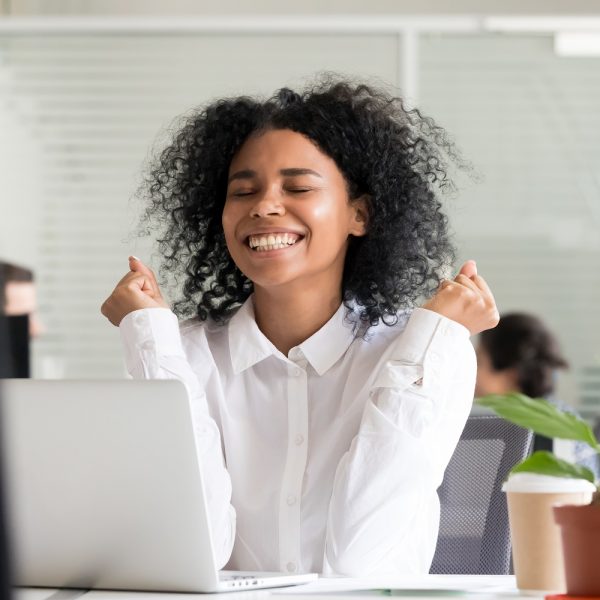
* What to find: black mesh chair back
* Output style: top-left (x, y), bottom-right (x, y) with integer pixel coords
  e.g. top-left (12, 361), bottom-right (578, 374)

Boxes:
top-left (430, 414), bottom-right (532, 574)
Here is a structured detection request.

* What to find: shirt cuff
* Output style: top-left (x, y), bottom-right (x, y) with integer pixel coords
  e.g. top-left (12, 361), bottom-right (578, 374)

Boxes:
top-left (119, 308), bottom-right (185, 375)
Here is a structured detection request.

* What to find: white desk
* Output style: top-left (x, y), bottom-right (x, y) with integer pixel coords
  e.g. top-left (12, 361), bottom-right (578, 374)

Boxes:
top-left (14, 575), bottom-right (541, 600)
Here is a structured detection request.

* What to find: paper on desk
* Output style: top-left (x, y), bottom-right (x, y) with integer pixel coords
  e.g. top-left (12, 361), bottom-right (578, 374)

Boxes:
top-left (272, 574), bottom-right (519, 597)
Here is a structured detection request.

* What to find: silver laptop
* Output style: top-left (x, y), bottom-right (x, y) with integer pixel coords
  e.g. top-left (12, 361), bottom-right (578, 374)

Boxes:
top-left (0, 379), bottom-right (318, 593)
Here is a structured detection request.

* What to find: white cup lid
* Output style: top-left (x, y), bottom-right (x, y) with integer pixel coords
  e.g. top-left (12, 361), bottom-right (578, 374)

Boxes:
top-left (502, 472), bottom-right (597, 494)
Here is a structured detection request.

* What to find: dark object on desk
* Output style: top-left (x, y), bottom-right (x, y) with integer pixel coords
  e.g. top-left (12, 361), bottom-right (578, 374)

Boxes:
top-left (0, 315), bottom-right (29, 378)
top-left (430, 414), bottom-right (533, 575)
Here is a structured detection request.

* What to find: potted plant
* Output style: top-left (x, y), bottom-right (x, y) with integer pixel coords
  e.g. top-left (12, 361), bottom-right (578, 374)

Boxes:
top-left (478, 392), bottom-right (600, 595)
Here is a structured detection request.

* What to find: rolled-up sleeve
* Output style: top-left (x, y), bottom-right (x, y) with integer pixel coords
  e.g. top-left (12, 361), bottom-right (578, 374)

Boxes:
top-left (325, 308), bottom-right (476, 576)
top-left (119, 308), bottom-right (236, 568)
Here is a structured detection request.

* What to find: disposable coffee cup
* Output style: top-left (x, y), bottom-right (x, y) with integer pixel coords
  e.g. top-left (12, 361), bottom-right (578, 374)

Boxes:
top-left (503, 473), bottom-right (595, 594)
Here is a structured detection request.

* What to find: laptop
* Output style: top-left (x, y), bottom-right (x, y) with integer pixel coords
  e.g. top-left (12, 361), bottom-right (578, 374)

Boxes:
top-left (0, 379), bottom-right (318, 593)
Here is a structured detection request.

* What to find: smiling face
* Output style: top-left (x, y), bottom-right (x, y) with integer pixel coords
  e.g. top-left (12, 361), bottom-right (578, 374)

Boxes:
top-left (222, 128), bottom-right (367, 295)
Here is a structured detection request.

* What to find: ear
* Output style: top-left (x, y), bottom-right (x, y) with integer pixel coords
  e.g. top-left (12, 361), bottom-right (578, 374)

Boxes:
top-left (349, 195), bottom-right (369, 237)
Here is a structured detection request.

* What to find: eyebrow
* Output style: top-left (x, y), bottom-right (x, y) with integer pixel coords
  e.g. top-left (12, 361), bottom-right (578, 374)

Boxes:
top-left (227, 168), bottom-right (323, 184)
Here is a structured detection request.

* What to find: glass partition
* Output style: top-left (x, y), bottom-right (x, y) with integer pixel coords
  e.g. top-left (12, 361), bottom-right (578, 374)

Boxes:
top-left (1, 26), bottom-right (598, 422)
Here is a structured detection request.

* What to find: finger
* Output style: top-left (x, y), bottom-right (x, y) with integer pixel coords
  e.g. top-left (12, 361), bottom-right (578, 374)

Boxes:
top-left (453, 273), bottom-right (481, 294)
top-left (468, 274), bottom-right (500, 327)
top-left (129, 255), bottom-right (152, 276)
top-left (457, 260), bottom-right (477, 279)
top-left (113, 271), bottom-right (156, 300)
top-left (128, 256), bottom-right (160, 295)
top-left (115, 269), bottom-right (147, 288)
top-left (469, 274), bottom-right (496, 303)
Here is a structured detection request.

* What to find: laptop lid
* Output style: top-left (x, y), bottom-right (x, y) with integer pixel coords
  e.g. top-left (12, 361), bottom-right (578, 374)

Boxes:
top-left (0, 379), bottom-right (223, 592)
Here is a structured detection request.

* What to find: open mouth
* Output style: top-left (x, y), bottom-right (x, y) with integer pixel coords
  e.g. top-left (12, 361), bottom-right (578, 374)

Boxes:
top-left (246, 232), bottom-right (304, 252)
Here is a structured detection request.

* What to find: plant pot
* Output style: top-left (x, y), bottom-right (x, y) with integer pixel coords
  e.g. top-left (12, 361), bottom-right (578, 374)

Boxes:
top-left (554, 503), bottom-right (600, 596)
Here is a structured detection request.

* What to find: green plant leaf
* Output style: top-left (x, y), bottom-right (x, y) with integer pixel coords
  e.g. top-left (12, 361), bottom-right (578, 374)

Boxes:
top-left (510, 451), bottom-right (596, 484)
top-left (477, 392), bottom-right (600, 451)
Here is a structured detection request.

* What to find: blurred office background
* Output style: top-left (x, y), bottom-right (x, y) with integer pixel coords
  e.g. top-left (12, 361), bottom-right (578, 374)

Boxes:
top-left (1, 1), bottom-right (599, 420)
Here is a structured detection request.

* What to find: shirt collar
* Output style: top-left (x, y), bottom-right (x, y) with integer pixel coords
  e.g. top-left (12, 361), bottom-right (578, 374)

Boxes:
top-left (296, 303), bottom-right (357, 376)
top-left (228, 296), bottom-right (357, 376)
top-left (228, 297), bottom-right (278, 375)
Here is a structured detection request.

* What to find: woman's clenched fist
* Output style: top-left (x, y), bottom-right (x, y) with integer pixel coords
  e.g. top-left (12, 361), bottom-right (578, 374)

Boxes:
top-left (101, 256), bottom-right (169, 326)
top-left (422, 260), bottom-right (499, 336)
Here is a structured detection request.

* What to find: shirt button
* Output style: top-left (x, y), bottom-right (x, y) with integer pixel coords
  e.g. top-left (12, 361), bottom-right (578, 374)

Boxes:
top-left (286, 494), bottom-right (297, 506)
top-left (295, 434), bottom-right (304, 446)
top-left (291, 367), bottom-right (302, 377)
top-left (286, 562), bottom-right (297, 573)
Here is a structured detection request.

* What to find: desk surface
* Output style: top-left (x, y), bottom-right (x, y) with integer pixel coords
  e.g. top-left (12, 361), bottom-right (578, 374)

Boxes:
top-left (15, 574), bottom-right (542, 600)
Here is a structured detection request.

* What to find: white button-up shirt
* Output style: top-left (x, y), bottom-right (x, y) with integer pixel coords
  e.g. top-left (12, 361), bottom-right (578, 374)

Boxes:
top-left (119, 298), bottom-right (475, 577)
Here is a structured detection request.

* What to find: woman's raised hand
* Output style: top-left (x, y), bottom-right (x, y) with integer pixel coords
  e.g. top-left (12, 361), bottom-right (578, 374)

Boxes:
top-left (422, 260), bottom-right (499, 336)
top-left (101, 256), bottom-right (169, 326)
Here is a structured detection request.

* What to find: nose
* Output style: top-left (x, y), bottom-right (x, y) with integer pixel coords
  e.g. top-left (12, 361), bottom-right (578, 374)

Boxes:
top-left (249, 188), bottom-right (284, 218)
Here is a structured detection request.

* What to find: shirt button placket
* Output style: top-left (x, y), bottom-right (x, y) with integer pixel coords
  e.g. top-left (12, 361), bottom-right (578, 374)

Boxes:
top-left (279, 350), bottom-right (309, 573)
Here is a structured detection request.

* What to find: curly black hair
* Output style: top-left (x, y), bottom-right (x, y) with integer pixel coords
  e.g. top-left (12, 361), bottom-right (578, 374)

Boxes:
top-left (138, 75), bottom-right (466, 327)
top-left (479, 312), bottom-right (569, 399)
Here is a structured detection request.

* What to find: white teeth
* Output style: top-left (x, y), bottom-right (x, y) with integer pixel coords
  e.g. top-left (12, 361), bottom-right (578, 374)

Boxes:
top-left (257, 242), bottom-right (286, 251)
top-left (248, 233), bottom-right (301, 250)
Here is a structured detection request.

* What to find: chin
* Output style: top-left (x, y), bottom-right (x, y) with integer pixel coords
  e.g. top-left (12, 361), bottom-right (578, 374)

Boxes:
top-left (249, 274), bottom-right (299, 290)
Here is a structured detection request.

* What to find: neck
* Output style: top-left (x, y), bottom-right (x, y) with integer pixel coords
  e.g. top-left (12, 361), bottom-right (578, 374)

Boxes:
top-left (253, 281), bottom-right (342, 356)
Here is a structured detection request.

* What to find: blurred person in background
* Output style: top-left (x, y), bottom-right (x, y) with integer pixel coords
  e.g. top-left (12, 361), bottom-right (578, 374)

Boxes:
top-left (0, 261), bottom-right (42, 378)
top-left (475, 312), bottom-right (600, 479)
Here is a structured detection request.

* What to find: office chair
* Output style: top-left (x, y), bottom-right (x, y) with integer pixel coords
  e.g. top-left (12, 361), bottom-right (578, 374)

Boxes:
top-left (430, 414), bottom-right (533, 575)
